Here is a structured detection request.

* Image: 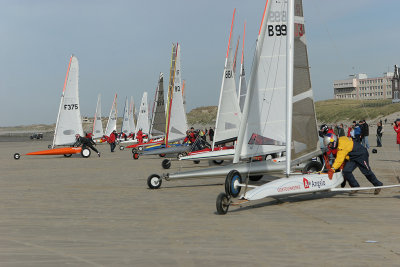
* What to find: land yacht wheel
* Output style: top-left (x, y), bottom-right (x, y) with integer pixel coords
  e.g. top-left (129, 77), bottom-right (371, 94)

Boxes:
top-left (81, 148), bottom-right (91, 158)
top-left (213, 160), bottom-right (224, 165)
top-left (301, 161), bottom-right (323, 174)
top-left (216, 193), bottom-right (230, 215)
top-left (132, 148), bottom-right (137, 154)
top-left (147, 174), bottom-right (162, 189)
top-left (177, 152), bottom-right (187, 159)
top-left (133, 153), bottom-right (139, 160)
top-left (64, 154), bottom-right (72, 157)
top-left (119, 146), bottom-right (125, 150)
top-left (48, 145), bottom-right (52, 149)
top-left (193, 160), bottom-right (200, 164)
top-left (138, 146), bottom-right (144, 151)
top-left (14, 153), bottom-right (20, 160)
top-left (162, 159), bottom-right (171, 169)
top-left (159, 153), bottom-right (166, 158)
top-left (225, 170), bottom-right (242, 197)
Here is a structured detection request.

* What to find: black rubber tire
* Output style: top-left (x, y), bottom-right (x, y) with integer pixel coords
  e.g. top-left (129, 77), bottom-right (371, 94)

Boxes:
top-left (133, 153), bottom-right (139, 160)
top-left (147, 174), bottom-right (162, 189)
top-left (301, 161), bottom-right (323, 174)
top-left (48, 145), bottom-right (52, 149)
top-left (216, 193), bottom-right (230, 215)
top-left (64, 154), bottom-right (72, 157)
top-left (225, 170), bottom-right (242, 197)
top-left (159, 153), bottom-right (166, 158)
top-left (81, 148), bottom-right (91, 158)
top-left (14, 153), bottom-right (20, 160)
top-left (177, 152), bottom-right (187, 159)
top-left (193, 160), bottom-right (200, 164)
top-left (132, 148), bottom-right (137, 154)
top-left (213, 160), bottom-right (224, 165)
top-left (249, 175), bottom-right (263, 181)
top-left (119, 146), bottom-right (125, 150)
top-left (162, 159), bottom-right (171, 169)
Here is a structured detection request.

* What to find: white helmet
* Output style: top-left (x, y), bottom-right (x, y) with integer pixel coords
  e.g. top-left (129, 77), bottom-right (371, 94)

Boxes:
top-left (323, 133), bottom-right (338, 149)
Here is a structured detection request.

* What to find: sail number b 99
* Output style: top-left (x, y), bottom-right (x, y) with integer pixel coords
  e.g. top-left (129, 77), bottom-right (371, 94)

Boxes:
top-left (268, 25), bottom-right (287, 36)
top-left (64, 104), bottom-right (78, 110)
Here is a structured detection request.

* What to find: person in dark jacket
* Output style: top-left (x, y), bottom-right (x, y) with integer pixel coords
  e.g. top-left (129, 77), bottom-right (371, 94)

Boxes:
top-left (360, 120), bottom-right (369, 149)
top-left (74, 134), bottom-right (100, 157)
top-left (376, 122), bottom-right (383, 147)
top-left (325, 135), bottom-right (383, 194)
top-left (336, 123), bottom-right (345, 137)
top-left (208, 127), bottom-right (214, 142)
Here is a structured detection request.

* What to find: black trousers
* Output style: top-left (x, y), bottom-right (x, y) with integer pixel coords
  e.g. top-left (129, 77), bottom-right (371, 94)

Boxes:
top-left (342, 154), bottom-right (383, 188)
top-left (83, 143), bottom-right (99, 154)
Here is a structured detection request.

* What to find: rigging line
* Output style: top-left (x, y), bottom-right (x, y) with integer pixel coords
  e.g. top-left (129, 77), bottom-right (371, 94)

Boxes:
top-left (243, 2), bottom-right (288, 193)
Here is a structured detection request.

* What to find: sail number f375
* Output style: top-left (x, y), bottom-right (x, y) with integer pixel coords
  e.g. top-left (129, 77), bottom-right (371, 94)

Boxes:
top-left (64, 104), bottom-right (78, 110)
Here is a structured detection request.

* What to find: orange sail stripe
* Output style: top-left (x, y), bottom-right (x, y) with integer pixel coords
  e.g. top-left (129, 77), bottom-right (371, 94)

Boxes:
top-left (226, 8), bottom-right (236, 59)
top-left (62, 55), bottom-right (73, 93)
top-left (26, 147), bottom-right (82, 156)
top-left (241, 21), bottom-right (246, 65)
top-left (259, 0), bottom-right (269, 35)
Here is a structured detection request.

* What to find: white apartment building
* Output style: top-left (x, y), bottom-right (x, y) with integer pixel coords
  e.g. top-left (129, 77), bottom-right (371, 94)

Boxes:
top-left (333, 72), bottom-right (394, 100)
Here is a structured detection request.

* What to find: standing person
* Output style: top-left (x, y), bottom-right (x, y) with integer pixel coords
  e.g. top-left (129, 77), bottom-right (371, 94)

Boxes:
top-left (208, 127), bottom-right (214, 142)
top-left (337, 123), bottom-right (345, 137)
top-left (107, 130), bottom-right (117, 152)
top-left (136, 129), bottom-right (143, 144)
top-left (376, 121), bottom-right (383, 147)
top-left (325, 134), bottom-right (383, 194)
top-left (74, 134), bottom-right (101, 157)
top-left (353, 121), bottom-right (361, 141)
top-left (393, 119), bottom-right (400, 151)
top-left (360, 120), bottom-right (369, 149)
top-left (347, 125), bottom-right (353, 137)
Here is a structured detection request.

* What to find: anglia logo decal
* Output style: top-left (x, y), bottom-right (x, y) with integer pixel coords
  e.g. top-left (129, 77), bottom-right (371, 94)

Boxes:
top-left (303, 177), bottom-right (326, 189)
top-left (303, 178), bottom-right (309, 189)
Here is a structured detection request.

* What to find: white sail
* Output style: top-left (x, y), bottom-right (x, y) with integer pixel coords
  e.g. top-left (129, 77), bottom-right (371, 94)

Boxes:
top-left (121, 96), bottom-right (130, 135)
top-left (129, 96), bottom-right (136, 134)
top-left (235, 0), bottom-right (288, 161)
top-left (213, 9), bottom-right (242, 147)
top-left (105, 94), bottom-right (118, 136)
top-left (238, 22), bottom-right (247, 112)
top-left (52, 55), bottom-right (83, 147)
top-left (167, 44), bottom-right (188, 142)
top-left (149, 73), bottom-right (166, 138)
top-left (92, 94), bottom-right (104, 139)
top-left (135, 92), bottom-right (150, 135)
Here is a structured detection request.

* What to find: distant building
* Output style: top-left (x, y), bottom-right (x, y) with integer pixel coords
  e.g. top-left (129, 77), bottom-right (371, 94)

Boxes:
top-left (392, 65), bottom-right (400, 103)
top-left (333, 72), bottom-right (394, 100)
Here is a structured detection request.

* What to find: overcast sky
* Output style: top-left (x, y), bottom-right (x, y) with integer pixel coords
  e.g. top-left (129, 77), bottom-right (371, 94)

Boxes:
top-left (1, 0), bottom-right (399, 126)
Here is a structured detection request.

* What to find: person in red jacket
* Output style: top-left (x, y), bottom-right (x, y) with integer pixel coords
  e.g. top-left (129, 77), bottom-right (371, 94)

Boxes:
top-left (107, 130), bottom-right (117, 152)
top-left (136, 129), bottom-right (143, 144)
top-left (183, 127), bottom-right (196, 144)
top-left (393, 119), bottom-right (400, 151)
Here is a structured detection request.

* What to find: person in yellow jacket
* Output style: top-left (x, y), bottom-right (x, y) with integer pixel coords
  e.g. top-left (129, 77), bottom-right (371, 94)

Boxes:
top-left (325, 134), bottom-right (383, 194)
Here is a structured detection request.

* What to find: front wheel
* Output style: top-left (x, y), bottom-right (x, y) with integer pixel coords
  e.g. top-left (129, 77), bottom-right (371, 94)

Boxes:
top-left (119, 146), bottom-right (125, 150)
top-left (302, 161), bottom-right (323, 174)
top-left (159, 153), bottom-right (166, 158)
top-left (81, 148), bottom-right (91, 158)
top-left (147, 174), bottom-right (162, 189)
top-left (213, 160), bottom-right (224, 165)
top-left (138, 146), bottom-right (144, 151)
top-left (193, 160), bottom-right (200, 164)
top-left (64, 154), bottom-right (72, 157)
top-left (216, 193), bottom-right (230, 215)
top-left (225, 170), bottom-right (242, 197)
top-left (162, 159), bottom-right (171, 169)
top-left (14, 153), bottom-right (20, 160)
top-left (133, 153), bottom-right (139, 160)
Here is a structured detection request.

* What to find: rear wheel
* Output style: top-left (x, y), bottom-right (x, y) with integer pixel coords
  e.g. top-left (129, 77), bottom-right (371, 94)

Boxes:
top-left (81, 148), bottom-right (91, 158)
top-left (147, 174), bottom-right (162, 189)
top-left (132, 148), bottom-right (137, 154)
top-left (159, 153), bottom-right (166, 158)
top-left (64, 154), bottom-right (72, 157)
top-left (249, 175), bottom-right (263, 181)
top-left (213, 160), bottom-right (224, 165)
top-left (225, 170), bottom-right (242, 197)
top-left (193, 160), bottom-right (200, 164)
top-left (216, 193), bottom-right (230, 215)
top-left (302, 161), bottom-right (323, 174)
top-left (177, 152), bottom-right (187, 159)
top-left (138, 146), bottom-right (144, 151)
top-left (13, 153), bottom-right (20, 160)
top-left (133, 153), bottom-right (139, 160)
top-left (119, 146), bottom-right (125, 150)
top-left (162, 159), bottom-right (171, 169)
top-left (48, 145), bottom-right (52, 149)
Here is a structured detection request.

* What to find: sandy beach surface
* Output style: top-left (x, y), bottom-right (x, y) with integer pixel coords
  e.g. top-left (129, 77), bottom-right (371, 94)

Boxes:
top-left (1, 124), bottom-right (400, 266)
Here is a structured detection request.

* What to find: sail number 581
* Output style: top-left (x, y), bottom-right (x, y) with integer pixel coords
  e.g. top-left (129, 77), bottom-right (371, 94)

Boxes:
top-left (268, 25), bottom-right (287, 36)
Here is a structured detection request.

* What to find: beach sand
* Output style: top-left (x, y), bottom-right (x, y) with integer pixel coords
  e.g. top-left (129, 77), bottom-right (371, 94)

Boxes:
top-left (0, 124), bottom-right (399, 266)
